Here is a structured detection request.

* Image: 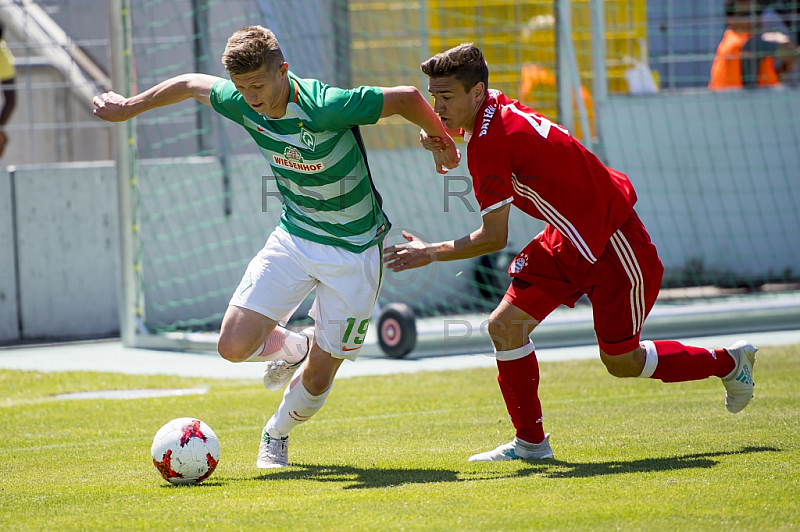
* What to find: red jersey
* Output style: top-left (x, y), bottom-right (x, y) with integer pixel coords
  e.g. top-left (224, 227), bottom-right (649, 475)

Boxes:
top-left (467, 89), bottom-right (637, 264)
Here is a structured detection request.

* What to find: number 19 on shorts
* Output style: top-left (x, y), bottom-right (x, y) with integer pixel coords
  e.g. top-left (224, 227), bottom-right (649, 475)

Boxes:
top-left (342, 317), bottom-right (370, 345)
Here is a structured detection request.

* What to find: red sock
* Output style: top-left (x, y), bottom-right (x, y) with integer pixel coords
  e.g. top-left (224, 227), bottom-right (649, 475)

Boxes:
top-left (646, 340), bottom-right (735, 382)
top-left (496, 352), bottom-right (545, 444)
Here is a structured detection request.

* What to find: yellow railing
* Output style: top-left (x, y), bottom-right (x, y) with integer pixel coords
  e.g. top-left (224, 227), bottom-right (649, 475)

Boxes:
top-left (349, 0), bottom-right (649, 148)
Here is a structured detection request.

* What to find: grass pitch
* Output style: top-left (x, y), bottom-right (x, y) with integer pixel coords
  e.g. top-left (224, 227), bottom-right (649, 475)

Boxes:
top-left (1, 343), bottom-right (798, 531)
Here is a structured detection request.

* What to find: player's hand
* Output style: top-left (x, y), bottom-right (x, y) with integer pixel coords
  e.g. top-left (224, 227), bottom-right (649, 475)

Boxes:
top-left (422, 131), bottom-right (461, 174)
top-left (433, 147), bottom-right (461, 174)
top-left (383, 230), bottom-right (436, 272)
top-left (92, 91), bottom-right (135, 122)
top-left (420, 130), bottom-right (448, 152)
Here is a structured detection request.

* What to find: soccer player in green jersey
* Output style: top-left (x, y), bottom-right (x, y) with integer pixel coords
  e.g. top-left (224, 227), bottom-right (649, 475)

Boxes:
top-left (93, 26), bottom-right (459, 468)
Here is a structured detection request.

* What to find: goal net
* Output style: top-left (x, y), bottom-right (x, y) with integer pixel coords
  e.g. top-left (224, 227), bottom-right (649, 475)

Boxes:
top-left (114, 0), bottom-right (800, 351)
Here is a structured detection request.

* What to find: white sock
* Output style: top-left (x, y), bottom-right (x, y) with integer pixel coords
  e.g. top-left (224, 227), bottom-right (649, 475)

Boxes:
top-left (241, 326), bottom-right (309, 363)
top-left (495, 340), bottom-right (535, 361)
top-left (638, 340), bottom-right (658, 378)
top-left (264, 380), bottom-right (332, 438)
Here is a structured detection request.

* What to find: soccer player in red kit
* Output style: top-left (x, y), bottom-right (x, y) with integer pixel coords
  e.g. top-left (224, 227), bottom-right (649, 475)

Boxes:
top-left (383, 43), bottom-right (757, 461)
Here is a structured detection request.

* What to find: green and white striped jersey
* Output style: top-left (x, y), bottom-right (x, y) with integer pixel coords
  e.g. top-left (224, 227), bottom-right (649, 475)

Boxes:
top-left (210, 73), bottom-right (390, 253)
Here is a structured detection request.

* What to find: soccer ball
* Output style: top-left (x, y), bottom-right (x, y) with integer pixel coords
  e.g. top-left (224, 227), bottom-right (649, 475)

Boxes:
top-left (151, 417), bottom-right (220, 485)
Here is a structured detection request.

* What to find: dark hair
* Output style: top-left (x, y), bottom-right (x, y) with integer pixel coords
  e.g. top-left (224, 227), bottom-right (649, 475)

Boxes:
top-left (420, 43), bottom-right (489, 93)
top-left (222, 26), bottom-right (285, 75)
top-left (725, 0), bottom-right (764, 18)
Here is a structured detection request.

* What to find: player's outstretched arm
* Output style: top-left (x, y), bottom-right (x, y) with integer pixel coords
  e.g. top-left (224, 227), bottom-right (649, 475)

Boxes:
top-left (92, 73), bottom-right (221, 122)
top-left (380, 85), bottom-right (460, 174)
top-left (384, 203), bottom-right (510, 272)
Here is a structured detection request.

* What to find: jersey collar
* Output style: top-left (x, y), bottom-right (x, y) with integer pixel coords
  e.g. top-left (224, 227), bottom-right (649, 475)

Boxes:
top-left (468, 89), bottom-right (500, 143)
top-left (290, 77), bottom-right (299, 104)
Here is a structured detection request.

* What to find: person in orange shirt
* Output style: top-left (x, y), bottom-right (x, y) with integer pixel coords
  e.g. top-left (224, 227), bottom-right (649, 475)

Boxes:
top-left (709, 0), bottom-right (798, 90)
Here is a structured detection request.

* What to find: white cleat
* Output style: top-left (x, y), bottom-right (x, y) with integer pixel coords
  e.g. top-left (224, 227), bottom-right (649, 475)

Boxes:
top-left (722, 340), bottom-right (757, 413)
top-left (263, 358), bottom-right (305, 391)
top-left (468, 434), bottom-right (554, 462)
top-left (256, 433), bottom-right (289, 469)
top-left (262, 327), bottom-right (313, 391)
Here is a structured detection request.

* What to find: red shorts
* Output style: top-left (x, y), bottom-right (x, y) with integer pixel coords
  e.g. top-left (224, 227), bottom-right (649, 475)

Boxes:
top-left (503, 210), bottom-right (663, 355)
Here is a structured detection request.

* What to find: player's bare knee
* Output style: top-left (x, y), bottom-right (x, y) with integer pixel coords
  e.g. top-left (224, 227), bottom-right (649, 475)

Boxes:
top-left (217, 336), bottom-right (249, 363)
top-left (486, 317), bottom-right (508, 344)
top-left (488, 304), bottom-right (516, 333)
top-left (602, 359), bottom-right (636, 378)
top-left (600, 348), bottom-right (645, 378)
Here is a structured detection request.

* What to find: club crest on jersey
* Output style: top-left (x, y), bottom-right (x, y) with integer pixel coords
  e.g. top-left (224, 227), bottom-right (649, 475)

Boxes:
top-left (300, 127), bottom-right (316, 150)
top-left (272, 146), bottom-right (324, 173)
top-left (509, 253), bottom-right (529, 274)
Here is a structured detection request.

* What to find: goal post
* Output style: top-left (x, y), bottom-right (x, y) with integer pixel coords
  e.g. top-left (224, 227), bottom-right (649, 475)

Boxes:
top-left (110, 0), bottom-right (142, 347)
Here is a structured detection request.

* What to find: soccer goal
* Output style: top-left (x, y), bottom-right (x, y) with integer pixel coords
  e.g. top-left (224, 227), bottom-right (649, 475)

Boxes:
top-left (111, 0), bottom-right (800, 355)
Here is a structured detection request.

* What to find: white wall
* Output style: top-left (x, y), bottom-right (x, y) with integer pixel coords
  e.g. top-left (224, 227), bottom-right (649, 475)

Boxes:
top-left (0, 163), bottom-right (120, 343)
top-left (598, 88), bottom-right (800, 282)
top-left (0, 169), bottom-right (19, 341)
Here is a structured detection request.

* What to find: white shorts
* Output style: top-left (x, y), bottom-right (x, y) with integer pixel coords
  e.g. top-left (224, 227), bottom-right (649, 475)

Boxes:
top-left (230, 226), bottom-right (383, 360)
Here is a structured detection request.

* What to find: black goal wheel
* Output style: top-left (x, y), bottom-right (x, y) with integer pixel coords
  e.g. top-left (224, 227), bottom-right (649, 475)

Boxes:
top-left (377, 303), bottom-right (417, 358)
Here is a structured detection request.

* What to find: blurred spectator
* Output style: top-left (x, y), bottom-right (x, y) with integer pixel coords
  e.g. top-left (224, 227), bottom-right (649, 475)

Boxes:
top-left (0, 21), bottom-right (16, 157)
top-left (519, 63), bottom-right (596, 140)
top-left (758, 1), bottom-right (800, 84)
top-left (759, 1), bottom-right (799, 42)
top-left (709, 0), bottom-right (799, 90)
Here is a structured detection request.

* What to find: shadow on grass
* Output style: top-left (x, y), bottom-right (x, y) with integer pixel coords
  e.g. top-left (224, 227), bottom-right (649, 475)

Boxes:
top-left (515, 445), bottom-right (781, 479)
top-left (257, 463), bottom-right (461, 489)
top-left (255, 445), bottom-right (780, 489)
top-left (158, 479), bottom-right (228, 489)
